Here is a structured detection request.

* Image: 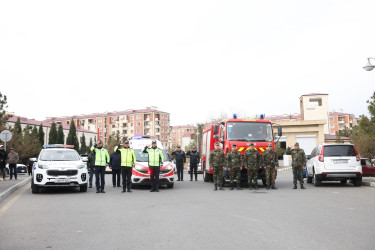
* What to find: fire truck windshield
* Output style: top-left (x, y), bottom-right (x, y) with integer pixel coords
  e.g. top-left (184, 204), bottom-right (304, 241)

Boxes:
top-left (226, 122), bottom-right (273, 142)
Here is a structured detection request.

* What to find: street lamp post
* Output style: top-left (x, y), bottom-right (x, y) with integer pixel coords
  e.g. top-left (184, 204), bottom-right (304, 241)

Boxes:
top-left (363, 57), bottom-right (375, 71)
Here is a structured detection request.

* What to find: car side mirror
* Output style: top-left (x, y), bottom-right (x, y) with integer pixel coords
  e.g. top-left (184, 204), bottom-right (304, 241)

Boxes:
top-left (278, 125), bottom-right (282, 137)
top-left (306, 155), bottom-right (311, 160)
top-left (213, 125), bottom-right (218, 135)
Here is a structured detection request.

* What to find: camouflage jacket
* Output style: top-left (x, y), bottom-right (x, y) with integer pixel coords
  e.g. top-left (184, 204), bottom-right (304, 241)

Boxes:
top-left (262, 149), bottom-right (279, 168)
top-left (285, 148), bottom-right (306, 167)
top-left (243, 149), bottom-right (260, 169)
top-left (226, 150), bottom-right (242, 168)
top-left (209, 149), bottom-right (225, 167)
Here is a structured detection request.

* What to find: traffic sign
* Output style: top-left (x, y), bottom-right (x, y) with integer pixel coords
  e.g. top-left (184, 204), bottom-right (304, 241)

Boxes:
top-left (0, 130), bottom-right (12, 142)
top-left (0, 130), bottom-right (12, 151)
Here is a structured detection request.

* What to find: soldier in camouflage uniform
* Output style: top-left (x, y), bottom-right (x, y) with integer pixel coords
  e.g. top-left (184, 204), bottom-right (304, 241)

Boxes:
top-left (209, 142), bottom-right (226, 191)
top-left (243, 143), bottom-right (260, 190)
top-left (286, 142), bottom-right (307, 189)
top-left (226, 145), bottom-right (243, 190)
top-left (262, 142), bottom-right (279, 190)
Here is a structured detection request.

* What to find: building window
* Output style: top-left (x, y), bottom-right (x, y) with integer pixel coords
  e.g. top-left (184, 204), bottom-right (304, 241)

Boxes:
top-left (181, 129), bottom-right (184, 132)
top-left (98, 119), bottom-right (102, 123)
top-left (130, 116), bottom-right (133, 120)
top-left (329, 117), bottom-right (334, 122)
top-left (130, 130), bottom-right (133, 134)
top-left (330, 124), bottom-right (334, 128)
top-left (309, 98), bottom-right (322, 107)
top-left (136, 129), bottom-right (141, 133)
top-left (130, 123), bottom-right (133, 127)
top-left (136, 122), bottom-right (141, 126)
top-left (161, 122), bottom-right (164, 126)
top-left (136, 115), bottom-right (140, 119)
top-left (161, 129), bottom-right (164, 133)
top-left (161, 114), bottom-right (164, 119)
top-left (99, 125), bottom-right (102, 129)
top-left (161, 136), bottom-right (164, 140)
top-left (99, 132), bottom-right (102, 136)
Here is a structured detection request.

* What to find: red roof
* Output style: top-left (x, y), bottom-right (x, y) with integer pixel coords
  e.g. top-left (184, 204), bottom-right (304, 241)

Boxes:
top-left (7, 116), bottom-right (95, 134)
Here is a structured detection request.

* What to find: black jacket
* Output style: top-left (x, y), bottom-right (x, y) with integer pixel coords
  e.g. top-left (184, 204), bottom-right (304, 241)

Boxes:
top-left (109, 152), bottom-right (121, 170)
top-left (172, 150), bottom-right (186, 164)
top-left (186, 150), bottom-right (200, 165)
top-left (0, 149), bottom-right (7, 167)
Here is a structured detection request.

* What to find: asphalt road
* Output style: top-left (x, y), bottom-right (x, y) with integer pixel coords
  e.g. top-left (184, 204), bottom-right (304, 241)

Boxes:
top-left (0, 170), bottom-right (374, 250)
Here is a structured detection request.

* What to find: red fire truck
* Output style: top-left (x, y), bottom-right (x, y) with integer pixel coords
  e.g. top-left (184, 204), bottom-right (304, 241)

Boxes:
top-left (200, 116), bottom-right (282, 186)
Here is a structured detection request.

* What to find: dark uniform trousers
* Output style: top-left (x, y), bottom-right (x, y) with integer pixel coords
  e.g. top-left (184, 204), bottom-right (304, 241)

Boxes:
top-left (176, 162), bottom-right (184, 180)
top-left (190, 163), bottom-right (198, 180)
top-left (112, 169), bottom-right (121, 187)
top-left (95, 166), bottom-right (106, 190)
top-left (149, 166), bottom-right (160, 190)
top-left (121, 167), bottom-right (132, 190)
top-left (9, 163), bottom-right (17, 179)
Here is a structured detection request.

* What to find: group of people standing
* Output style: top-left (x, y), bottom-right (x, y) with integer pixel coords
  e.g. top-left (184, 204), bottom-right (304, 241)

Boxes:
top-left (171, 146), bottom-right (200, 181)
top-left (88, 140), bottom-right (136, 193)
top-left (0, 145), bottom-right (20, 181)
top-left (209, 142), bottom-right (307, 191)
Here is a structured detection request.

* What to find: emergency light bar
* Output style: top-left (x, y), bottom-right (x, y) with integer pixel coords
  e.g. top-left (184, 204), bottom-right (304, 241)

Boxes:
top-left (43, 144), bottom-right (75, 148)
top-left (131, 136), bottom-right (151, 140)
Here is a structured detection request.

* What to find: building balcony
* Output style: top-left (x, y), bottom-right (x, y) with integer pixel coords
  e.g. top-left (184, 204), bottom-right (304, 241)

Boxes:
top-left (338, 120), bottom-right (345, 124)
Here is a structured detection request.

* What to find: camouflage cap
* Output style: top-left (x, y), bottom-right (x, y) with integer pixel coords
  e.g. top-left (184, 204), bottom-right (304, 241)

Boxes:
top-left (177, 145), bottom-right (181, 148)
top-left (295, 142), bottom-right (299, 146)
top-left (214, 142), bottom-right (220, 146)
top-left (268, 143), bottom-right (272, 147)
top-left (249, 143), bottom-right (254, 146)
top-left (232, 144), bottom-right (237, 147)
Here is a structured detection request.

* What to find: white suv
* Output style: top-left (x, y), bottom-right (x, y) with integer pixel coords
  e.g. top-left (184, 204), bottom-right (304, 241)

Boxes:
top-left (32, 145), bottom-right (88, 193)
top-left (306, 144), bottom-right (362, 186)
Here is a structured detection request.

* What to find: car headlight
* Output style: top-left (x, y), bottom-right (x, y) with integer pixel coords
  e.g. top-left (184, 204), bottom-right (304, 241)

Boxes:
top-left (135, 165), bottom-right (146, 171)
top-left (77, 164), bottom-right (86, 169)
top-left (38, 164), bottom-right (49, 169)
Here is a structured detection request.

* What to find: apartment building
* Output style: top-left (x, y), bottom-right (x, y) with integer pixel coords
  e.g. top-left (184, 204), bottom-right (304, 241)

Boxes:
top-left (170, 125), bottom-right (195, 148)
top-left (46, 107), bottom-right (171, 148)
top-left (328, 110), bottom-right (357, 135)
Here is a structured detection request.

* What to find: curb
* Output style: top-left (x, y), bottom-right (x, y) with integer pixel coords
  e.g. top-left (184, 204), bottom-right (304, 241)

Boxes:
top-left (0, 177), bottom-right (31, 203)
top-left (362, 181), bottom-right (375, 187)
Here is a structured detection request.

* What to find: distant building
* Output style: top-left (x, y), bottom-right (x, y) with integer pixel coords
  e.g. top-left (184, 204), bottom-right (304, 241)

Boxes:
top-left (7, 115), bottom-right (97, 146)
top-left (46, 107), bottom-right (171, 148)
top-left (328, 110), bottom-right (357, 135)
top-left (170, 125), bottom-right (195, 147)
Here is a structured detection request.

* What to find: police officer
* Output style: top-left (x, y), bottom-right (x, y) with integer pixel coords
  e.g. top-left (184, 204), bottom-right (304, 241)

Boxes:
top-left (209, 142), bottom-right (225, 191)
top-left (116, 140), bottom-right (136, 193)
top-left (286, 142), bottom-right (306, 189)
top-left (172, 145), bottom-right (186, 181)
top-left (87, 152), bottom-right (95, 188)
top-left (186, 146), bottom-right (200, 181)
top-left (227, 144), bottom-right (242, 190)
top-left (109, 147), bottom-right (121, 188)
top-left (243, 143), bottom-right (261, 190)
top-left (90, 140), bottom-right (110, 193)
top-left (143, 140), bottom-right (164, 192)
top-left (262, 142), bottom-right (279, 190)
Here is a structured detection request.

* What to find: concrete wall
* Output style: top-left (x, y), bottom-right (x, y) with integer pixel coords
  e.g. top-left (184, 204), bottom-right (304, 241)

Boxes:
top-left (300, 95), bottom-right (329, 134)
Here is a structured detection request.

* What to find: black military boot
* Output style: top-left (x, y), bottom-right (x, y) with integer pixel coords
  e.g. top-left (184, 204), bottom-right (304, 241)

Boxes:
top-left (271, 185), bottom-right (278, 190)
top-left (230, 183), bottom-right (234, 190)
top-left (122, 188), bottom-right (126, 193)
top-left (249, 184), bottom-right (254, 190)
top-left (293, 184), bottom-right (297, 189)
top-left (96, 189), bottom-right (100, 193)
top-left (301, 184), bottom-right (306, 189)
top-left (266, 186), bottom-right (270, 190)
top-left (214, 184), bottom-right (218, 191)
top-left (237, 184), bottom-right (242, 190)
top-left (254, 185), bottom-right (259, 190)
top-left (127, 188), bottom-right (132, 193)
top-left (219, 184), bottom-right (225, 190)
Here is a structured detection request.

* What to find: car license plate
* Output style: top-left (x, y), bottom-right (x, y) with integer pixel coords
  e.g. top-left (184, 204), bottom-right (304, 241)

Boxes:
top-left (55, 178), bottom-right (70, 183)
top-left (21, 170), bottom-right (26, 173)
top-left (333, 160), bottom-right (348, 164)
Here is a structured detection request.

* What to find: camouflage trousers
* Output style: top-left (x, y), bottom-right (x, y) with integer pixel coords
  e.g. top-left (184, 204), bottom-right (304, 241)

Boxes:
top-left (292, 166), bottom-right (304, 184)
top-left (213, 166), bottom-right (223, 185)
top-left (265, 167), bottom-right (276, 186)
top-left (229, 167), bottom-right (241, 184)
top-left (248, 168), bottom-right (258, 185)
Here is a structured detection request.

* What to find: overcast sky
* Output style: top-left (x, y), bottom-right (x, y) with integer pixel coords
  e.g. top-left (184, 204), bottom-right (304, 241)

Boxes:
top-left (1, 0), bottom-right (374, 126)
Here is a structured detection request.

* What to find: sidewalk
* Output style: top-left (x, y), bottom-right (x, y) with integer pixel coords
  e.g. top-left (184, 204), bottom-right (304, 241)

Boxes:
top-left (0, 173), bottom-right (31, 202)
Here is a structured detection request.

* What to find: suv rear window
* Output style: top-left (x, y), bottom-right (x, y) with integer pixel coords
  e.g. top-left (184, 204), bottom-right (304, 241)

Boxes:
top-left (323, 145), bottom-right (356, 157)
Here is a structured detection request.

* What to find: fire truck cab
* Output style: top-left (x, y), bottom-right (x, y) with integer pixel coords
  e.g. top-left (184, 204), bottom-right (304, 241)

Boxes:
top-left (201, 117), bottom-right (282, 186)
